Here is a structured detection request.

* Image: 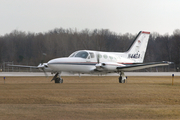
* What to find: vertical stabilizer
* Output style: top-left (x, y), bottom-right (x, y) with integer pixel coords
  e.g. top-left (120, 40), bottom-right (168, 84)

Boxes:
top-left (126, 31), bottom-right (150, 63)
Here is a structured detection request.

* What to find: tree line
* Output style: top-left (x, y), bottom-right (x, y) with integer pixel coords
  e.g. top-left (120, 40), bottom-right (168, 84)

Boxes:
top-left (0, 28), bottom-right (180, 70)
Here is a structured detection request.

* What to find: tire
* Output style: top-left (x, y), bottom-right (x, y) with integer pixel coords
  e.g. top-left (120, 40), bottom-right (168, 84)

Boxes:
top-left (119, 76), bottom-right (122, 83)
top-left (55, 78), bottom-right (60, 83)
top-left (60, 79), bottom-right (63, 83)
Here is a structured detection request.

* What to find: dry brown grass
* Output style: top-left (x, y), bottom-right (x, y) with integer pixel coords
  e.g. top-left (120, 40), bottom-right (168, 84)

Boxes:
top-left (0, 76), bottom-right (180, 120)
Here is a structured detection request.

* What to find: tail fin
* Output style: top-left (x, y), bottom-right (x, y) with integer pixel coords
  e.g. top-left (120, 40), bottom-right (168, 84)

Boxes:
top-left (126, 31), bottom-right (150, 63)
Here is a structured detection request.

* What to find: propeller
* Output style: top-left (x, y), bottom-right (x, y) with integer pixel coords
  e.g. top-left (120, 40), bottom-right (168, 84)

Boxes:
top-left (97, 53), bottom-right (100, 64)
top-left (96, 53), bottom-right (105, 70)
top-left (38, 63), bottom-right (48, 77)
top-left (39, 53), bottom-right (48, 77)
top-left (42, 67), bottom-right (48, 77)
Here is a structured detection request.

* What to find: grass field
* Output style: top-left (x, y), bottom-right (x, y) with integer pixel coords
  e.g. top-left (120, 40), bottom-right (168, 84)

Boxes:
top-left (0, 76), bottom-right (180, 120)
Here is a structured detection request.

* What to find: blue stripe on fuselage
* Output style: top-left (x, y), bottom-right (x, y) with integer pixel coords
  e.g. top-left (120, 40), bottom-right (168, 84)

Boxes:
top-left (48, 62), bottom-right (97, 66)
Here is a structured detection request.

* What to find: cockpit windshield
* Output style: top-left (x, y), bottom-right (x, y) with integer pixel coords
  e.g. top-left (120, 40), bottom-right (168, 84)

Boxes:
top-left (75, 51), bottom-right (88, 58)
top-left (69, 51), bottom-right (89, 59)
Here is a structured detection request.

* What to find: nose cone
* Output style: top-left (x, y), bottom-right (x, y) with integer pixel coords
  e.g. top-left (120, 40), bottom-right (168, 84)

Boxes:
top-left (48, 57), bottom-right (86, 65)
top-left (48, 57), bottom-right (70, 67)
top-left (47, 57), bottom-right (86, 67)
top-left (47, 57), bottom-right (69, 71)
top-left (47, 57), bottom-right (87, 72)
top-left (47, 58), bottom-right (61, 65)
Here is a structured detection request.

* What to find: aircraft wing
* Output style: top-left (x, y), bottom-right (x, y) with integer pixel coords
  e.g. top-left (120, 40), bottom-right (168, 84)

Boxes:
top-left (7, 64), bottom-right (39, 69)
top-left (7, 63), bottom-right (53, 74)
top-left (116, 61), bottom-right (173, 71)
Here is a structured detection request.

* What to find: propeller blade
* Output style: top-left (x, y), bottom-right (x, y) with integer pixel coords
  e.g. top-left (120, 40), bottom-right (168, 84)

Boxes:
top-left (97, 53), bottom-right (100, 64)
top-left (95, 53), bottom-right (106, 70)
top-left (42, 68), bottom-right (48, 78)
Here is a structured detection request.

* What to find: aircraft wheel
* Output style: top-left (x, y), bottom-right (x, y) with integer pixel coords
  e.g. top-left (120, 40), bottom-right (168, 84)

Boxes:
top-left (119, 76), bottom-right (122, 83)
top-left (55, 78), bottom-right (60, 83)
top-left (60, 79), bottom-right (63, 83)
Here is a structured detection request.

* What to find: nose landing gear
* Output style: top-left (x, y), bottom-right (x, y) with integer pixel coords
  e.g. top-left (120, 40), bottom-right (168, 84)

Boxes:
top-left (51, 72), bottom-right (63, 83)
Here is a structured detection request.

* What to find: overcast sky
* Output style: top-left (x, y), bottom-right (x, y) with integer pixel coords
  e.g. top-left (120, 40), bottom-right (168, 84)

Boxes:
top-left (0, 0), bottom-right (180, 36)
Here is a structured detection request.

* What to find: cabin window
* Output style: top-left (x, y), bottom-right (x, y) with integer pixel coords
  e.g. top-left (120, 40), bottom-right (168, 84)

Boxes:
top-left (75, 51), bottom-right (89, 58)
top-left (97, 54), bottom-right (102, 59)
top-left (109, 56), bottom-right (113, 59)
top-left (89, 52), bottom-right (95, 58)
top-left (103, 54), bottom-right (108, 59)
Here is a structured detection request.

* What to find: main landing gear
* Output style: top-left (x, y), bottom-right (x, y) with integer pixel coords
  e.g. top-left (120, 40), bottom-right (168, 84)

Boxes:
top-left (119, 71), bottom-right (126, 83)
top-left (51, 72), bottom-right (63, 83)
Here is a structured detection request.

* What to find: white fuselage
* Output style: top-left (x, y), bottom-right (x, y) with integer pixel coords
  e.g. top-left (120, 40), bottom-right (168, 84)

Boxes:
top-left (47, 50), bottom-right (134, 74)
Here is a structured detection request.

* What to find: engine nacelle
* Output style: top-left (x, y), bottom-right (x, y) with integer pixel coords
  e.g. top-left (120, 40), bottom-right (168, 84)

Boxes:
top-left (96, 62), bottom-right (125, 71)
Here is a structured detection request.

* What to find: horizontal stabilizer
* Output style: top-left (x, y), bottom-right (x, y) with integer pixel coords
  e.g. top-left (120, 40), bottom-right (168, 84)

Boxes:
top-left (116, 61), bottom-right (173, 71)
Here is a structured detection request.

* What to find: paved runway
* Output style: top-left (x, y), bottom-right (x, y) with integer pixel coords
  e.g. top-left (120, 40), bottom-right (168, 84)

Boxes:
top-left (0, 72), bottom-right (179, 76)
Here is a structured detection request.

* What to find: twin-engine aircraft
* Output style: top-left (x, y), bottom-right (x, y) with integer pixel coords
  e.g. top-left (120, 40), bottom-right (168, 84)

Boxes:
top-left (9, 31), bottom-right (172, 83)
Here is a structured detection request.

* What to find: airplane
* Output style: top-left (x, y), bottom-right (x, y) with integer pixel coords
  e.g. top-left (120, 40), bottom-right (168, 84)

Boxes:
top-left (8, 31), bottom-right (172, 83)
